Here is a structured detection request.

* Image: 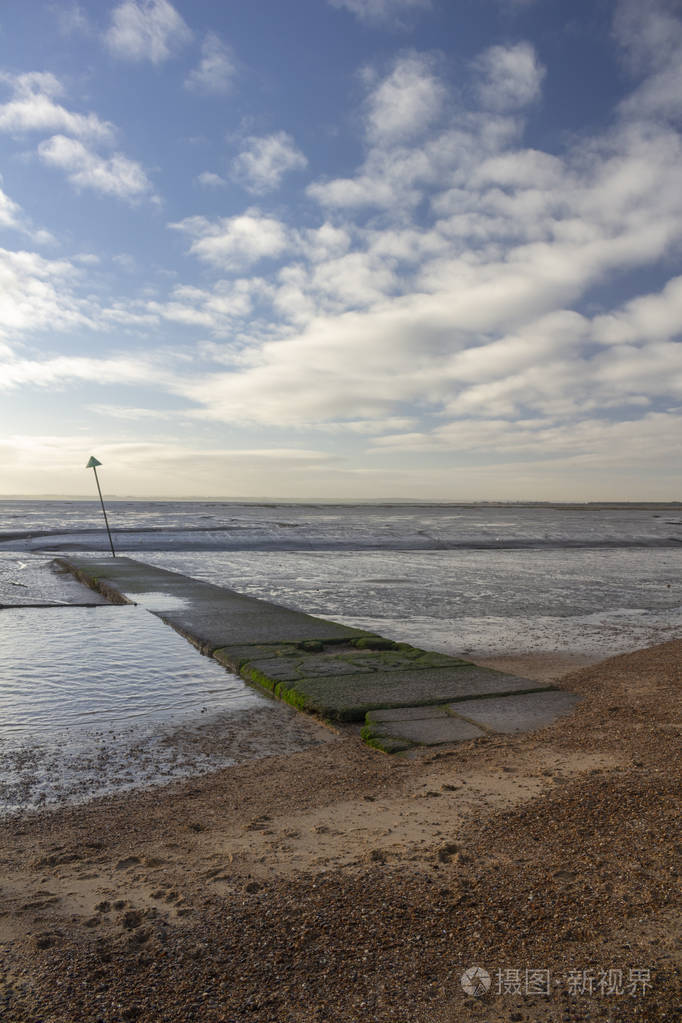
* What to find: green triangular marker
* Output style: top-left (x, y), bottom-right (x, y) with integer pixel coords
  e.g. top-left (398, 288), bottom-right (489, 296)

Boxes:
top-left (85, 455), bottom-right (116, 557)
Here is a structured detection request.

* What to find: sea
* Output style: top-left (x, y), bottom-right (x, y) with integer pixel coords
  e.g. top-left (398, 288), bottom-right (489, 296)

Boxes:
top-left (1, 500), bottom-right (681, 814)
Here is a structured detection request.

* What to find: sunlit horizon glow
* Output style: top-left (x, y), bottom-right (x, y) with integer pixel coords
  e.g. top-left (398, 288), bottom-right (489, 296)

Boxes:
top-left (0, 0), bottom-right (681, 501)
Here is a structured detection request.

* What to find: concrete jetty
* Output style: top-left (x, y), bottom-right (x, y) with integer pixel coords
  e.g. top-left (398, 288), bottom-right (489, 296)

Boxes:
top-left (58, 556), bottom-right (579, 753)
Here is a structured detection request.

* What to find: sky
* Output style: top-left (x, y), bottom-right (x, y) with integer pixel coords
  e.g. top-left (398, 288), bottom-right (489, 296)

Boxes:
top-left (0, 0), bottom-right (681, 500)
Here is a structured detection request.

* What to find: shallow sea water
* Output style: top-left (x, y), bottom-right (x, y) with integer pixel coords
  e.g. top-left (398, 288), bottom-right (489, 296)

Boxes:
top-left (0, 602), bottom-right (273, 814)
top-left (145, 547), bottom-right (682, 660)
top-left (0, 604), bottom-right (258, 733)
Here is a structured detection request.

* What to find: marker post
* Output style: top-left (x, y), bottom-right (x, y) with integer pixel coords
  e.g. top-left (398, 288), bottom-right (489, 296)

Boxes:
top-left (86, 456), bottom-right (116, 558)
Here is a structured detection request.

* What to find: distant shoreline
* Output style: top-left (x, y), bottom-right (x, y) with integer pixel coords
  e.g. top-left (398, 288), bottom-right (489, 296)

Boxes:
top-left (0, 496), bottom-right (681, 508)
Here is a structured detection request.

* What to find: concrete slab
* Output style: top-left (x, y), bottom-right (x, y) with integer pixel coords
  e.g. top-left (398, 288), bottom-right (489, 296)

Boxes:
top-left (213, 643), bottom-right (302, 672)
top-left (448, 690), bottom-right (581, 733)
top-left (216, 643), bottom-right (472, 685)
top-left (367, 717), bottom-right (486, 747)
top-left (238, 653), bottom-right (375, 682)
top-left (271, 666), bottom-right (547, 721)
top-left (366, 705), bottom-right (450, 723)
top-left (159, 604), bottom-right (366, 652)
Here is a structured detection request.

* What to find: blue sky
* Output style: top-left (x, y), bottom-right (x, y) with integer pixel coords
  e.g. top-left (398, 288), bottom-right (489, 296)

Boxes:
top-left (0, 0), bottom-right (681, 499)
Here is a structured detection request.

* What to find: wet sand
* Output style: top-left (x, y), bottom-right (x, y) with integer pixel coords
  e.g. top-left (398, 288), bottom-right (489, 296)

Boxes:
top-left (0, 640), bottom-right (679, 1022)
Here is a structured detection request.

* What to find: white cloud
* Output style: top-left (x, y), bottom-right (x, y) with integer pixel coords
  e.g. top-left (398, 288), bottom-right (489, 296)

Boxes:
top-left (73, 252), bottom-right (101, 265)
top-left (614, 0), bottom-right (682, 75)
top-left (369, 413), bottom-right (682, 470)
top-left (0, 185), bottom-right (23, 231)
top-left (309, 60), bottom-right (522, 213)
top-left (196, 171), bottom-right (227, 188)
top-left (309, 252), bottom-right (398, 309)
top-left (474, 42), bottom-right (545, 111)
top-left (149, 278), bottom-right (271, 333)
top-left (0, 72), bottom-right (113, 141)
top-left (170, 210), bottom-right (291, 270)
top-left (0, 247), bottom-right (94, 339)
top-left (231, 132), bottom-right (308, 194)
top-left (104, 0), bottom-right (191, 63)
top-left (307, 172), bottom-right (396, 210)
top-left (100, 303), bottom-right (159, 328)
top-left (270, 264), bottom-right (318, 326)
top-left (592, 275), bottom-right (682, 345)
top-left (473, 148), bottom-right (563, 189)
top-left (317, 416), bottom-right (417, 434)
top-left (0, 73), bottom-right (152, 206)
top-left (365, 54), bottom-right (444, 145)
top-left (328, 0), bottom-right (431, 24)
top-left (89, 404), bottom-right (181, 421)
top-left (302, 223), bottom-right (352, 262)
top-left (185, 33), bottom-right (236, 95)
top-left (615, 0), bottom-right (682, 121)
top-left (38, 135), bottom-right (154, 201)
top-left (172, 295), bottom-right (586, 428)
top-left (172, 102), bottom-right (682, 430)
top-left (0, 353), bottom-right (159, 391)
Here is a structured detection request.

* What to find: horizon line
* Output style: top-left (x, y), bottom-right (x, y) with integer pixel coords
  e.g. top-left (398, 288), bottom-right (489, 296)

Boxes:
top-left (0, 495), bottom-right (681, 506)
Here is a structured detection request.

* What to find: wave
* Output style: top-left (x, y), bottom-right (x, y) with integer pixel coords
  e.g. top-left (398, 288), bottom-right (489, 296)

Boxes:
top-left (1, 527), bottom-right (680, 553)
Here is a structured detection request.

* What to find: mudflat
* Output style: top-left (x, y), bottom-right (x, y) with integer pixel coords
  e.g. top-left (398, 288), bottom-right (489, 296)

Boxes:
top-left (0, 641), bottom-right (679, 1022)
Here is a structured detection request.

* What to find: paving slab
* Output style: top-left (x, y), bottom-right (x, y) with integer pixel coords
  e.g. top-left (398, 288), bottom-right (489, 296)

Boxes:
top-left (215, 643), bottom-right (473, 685)
top-left (213, 643), bottom-right (306, 672)
top-left (258, 666), bottom-right (547, 721)
top-left (365, 716), bottom-right (486, 748)
top-left (448, 690), bottom-right (581, 733)
top-left (366, 706), bottom-right (451, 723)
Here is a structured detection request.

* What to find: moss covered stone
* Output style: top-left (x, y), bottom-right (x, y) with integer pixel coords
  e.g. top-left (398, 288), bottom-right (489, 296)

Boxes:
top-left (352, 637), bottom-right (398, 651)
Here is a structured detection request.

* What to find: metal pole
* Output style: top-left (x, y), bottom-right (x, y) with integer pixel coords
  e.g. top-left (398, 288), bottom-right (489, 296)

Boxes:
top-left (92, 465), bottom-right (116, 558)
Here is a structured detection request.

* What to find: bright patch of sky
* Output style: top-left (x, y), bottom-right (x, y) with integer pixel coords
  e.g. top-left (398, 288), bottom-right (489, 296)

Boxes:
top-left (0, 0), bottom-right (680, 499)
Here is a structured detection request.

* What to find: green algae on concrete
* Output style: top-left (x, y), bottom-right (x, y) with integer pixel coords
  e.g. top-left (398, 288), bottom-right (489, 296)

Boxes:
top-left (243, 665), bottom-right (549, 722)
top-left (57, 555), bottom-right (575, 751)
top-left (211, 640), bottom-right (550, 722)
top-left (215, 642), bottom-right (471, 684)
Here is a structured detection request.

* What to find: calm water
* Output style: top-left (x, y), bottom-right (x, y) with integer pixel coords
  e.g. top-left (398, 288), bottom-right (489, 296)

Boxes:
top-left (0, 604), bottom-right (257, 733)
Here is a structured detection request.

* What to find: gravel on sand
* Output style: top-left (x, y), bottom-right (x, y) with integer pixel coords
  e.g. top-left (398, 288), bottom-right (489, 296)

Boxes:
top-left (0, 640), bottom-right (680, 1022)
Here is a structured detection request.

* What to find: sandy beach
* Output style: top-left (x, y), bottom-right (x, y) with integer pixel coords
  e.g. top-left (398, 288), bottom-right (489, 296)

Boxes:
top-left (0, 638), bottom-right (679, 1022)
